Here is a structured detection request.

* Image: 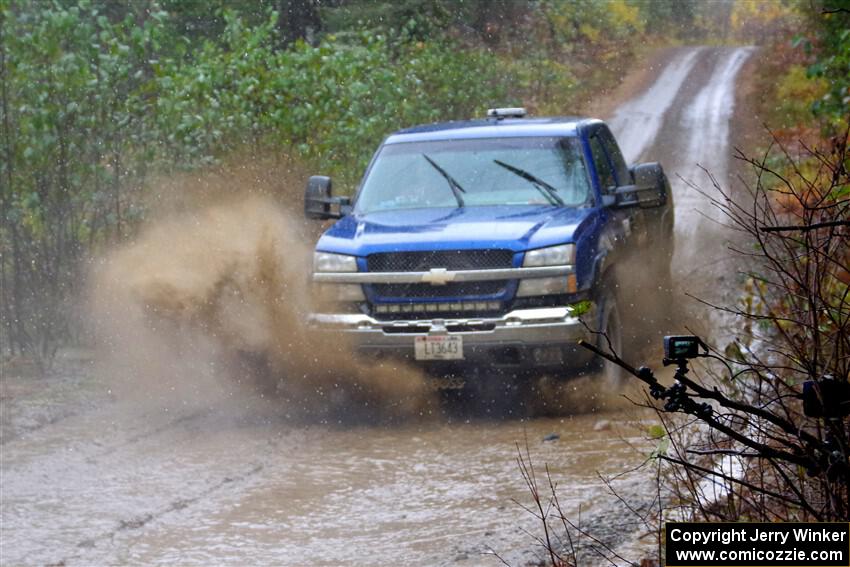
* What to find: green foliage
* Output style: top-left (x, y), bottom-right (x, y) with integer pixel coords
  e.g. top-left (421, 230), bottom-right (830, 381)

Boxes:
top-left (321, 0), bottom-right (452, 43)
top-left (0, 1), bottom-right (512, 357)
top-left (151, 16), bottom-right (510, 184)
top-left (744, 0), bottom-right (849, 133)
top-left (807, 5), bottom-right (850, 129)
top-left (568, 300), bottom-right (592, 317)
top-left (541, 0), bottom-right (645, 63)
top-left (774, 64), bottom-right (829, 125)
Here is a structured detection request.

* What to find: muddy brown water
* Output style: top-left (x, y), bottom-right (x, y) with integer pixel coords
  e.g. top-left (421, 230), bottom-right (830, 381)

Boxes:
top-left (2, 389), bottom-right (650, 566)
top-left (1, 46), bottom-right (754, 566)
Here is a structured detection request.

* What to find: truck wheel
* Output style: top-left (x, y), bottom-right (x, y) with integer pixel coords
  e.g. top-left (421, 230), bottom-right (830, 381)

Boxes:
top-left (598, 287), bottom-right (627, 387)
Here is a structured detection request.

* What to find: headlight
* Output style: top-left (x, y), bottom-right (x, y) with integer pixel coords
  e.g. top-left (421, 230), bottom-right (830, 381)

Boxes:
top-left (518, 244), bottom-right (576, 296)
top-left (517, 277), bottom-right (567, 297)
top-left (314, 252), bottom-right (358, 272)
top-left (522, 244), bottom-right (575, 267)
top-left (312, 252), bottom-right (363, 302)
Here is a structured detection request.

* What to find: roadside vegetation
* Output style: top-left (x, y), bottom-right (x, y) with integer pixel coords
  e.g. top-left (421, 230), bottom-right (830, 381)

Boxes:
top-left (695, 0), bottom-right (850, 523)
top-left (474, 3), bottom-right (850, 565)
top-left (515, 3), bottom-right (849, 564)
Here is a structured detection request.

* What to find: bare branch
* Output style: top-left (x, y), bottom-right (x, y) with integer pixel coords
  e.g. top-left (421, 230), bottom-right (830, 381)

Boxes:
top-left (761, 219), bottom-right (850, 232)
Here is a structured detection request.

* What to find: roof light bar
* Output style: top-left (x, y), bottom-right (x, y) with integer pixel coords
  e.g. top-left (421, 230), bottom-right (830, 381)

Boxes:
top-left (487, 107), bottom-right (527, 119)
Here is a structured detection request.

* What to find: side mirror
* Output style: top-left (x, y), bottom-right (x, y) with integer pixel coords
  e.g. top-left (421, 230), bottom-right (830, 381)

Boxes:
top-left (614, 162), bottom-right (669, 209)
top-left (304, 176), bottom-right (350, 220)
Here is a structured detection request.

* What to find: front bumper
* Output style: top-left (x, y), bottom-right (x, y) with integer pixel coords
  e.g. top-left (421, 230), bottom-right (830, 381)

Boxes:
top-left (308, 306), bottom-right (594, 369)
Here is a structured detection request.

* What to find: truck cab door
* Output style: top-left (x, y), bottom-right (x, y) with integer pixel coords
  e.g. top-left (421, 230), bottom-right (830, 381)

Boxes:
top-left (589, 130), bottom-right (647, 253)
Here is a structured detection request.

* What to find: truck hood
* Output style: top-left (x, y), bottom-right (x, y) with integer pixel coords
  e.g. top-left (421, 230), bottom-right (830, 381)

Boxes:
top-left (316, 205), bottom-right (595, 256)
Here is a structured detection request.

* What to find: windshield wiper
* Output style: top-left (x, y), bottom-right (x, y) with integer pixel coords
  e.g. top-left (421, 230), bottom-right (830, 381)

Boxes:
top-left (493, 159), bottom-right (564, 206)
top-left (423, 154), bottom-right (465, 208)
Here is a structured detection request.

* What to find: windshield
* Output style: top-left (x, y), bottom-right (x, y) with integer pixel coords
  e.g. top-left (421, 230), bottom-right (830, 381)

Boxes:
top-left (354, 136), bottom-right (591, 213)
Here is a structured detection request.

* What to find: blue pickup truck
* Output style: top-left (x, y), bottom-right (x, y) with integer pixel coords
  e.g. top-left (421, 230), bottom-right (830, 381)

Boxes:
top-left (304, 108), bottom-right (673, 384)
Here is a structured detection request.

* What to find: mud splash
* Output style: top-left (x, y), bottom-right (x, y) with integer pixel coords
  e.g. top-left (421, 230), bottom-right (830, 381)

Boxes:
top-left (88, 165), bottom-right (434, 422)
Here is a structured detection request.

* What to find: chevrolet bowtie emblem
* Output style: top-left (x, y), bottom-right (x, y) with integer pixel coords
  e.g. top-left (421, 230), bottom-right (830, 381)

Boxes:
top-left (421, 268), bottom-right (455, 286)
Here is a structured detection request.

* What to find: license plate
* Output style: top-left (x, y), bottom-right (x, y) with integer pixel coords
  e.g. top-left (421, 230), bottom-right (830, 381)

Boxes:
top-left (414, 336), bottom-right (464, 361)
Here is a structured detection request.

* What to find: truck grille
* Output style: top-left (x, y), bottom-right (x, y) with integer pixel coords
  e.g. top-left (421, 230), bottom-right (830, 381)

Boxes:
top-left (367, 249), bottom-right (515, 272)
top-left (366, 249), bottom-right (515, 310)
top-left (373, 281), bottom-right (507, 298)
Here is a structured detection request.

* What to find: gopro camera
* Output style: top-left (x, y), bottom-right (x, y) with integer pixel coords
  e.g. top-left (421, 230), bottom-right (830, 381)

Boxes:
top-left (664, 335), bottom-right (706, 360)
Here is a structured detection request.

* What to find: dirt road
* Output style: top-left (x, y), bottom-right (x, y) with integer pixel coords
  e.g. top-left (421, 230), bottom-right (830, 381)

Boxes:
top-left (609, 46), bottom-right (755, 347)
top-left (0, 46), bottom-right (754, 567)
